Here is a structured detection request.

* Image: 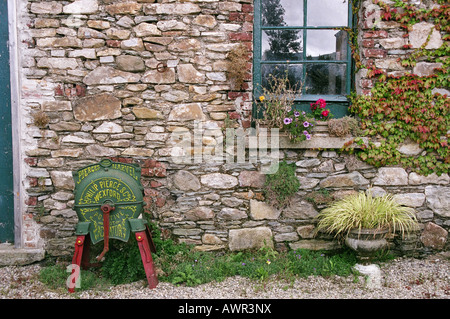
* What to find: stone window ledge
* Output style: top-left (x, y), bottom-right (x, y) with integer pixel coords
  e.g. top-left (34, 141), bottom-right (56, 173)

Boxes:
top-left (248, 122), bottom-right (368, 149)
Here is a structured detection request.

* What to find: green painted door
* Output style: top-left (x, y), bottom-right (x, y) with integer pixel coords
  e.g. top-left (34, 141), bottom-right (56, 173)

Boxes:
top-left (0, 1), bottom-right (14, 243)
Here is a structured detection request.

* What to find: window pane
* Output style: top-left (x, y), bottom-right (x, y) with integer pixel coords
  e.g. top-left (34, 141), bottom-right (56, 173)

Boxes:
top-left (304, 63), bottom-right (347, 95)
top-left (307, 0), bottom-right (348, 27)
top-left (262, 30), bottom-right (303, 61)
top-left (261, 64), bottom-right (304, 91)
top-left (294, 101), bottom-right (350, 118)
top-left (306, 30), bottom-right (348, 60)
top-left (262, 0), bottom-right (303, 26)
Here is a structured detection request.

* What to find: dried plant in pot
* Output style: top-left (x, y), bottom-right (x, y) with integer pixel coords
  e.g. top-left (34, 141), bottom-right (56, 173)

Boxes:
top-left (327, 116), bottom-right (361, 137)
top-left (316, 192), bottom-right (419, 262)
top-left (254, 69), bottom-right (302, 130)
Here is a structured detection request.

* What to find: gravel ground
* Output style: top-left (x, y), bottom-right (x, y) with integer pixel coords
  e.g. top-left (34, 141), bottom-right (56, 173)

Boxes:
top-left (1, 253), bottom-right (449, 299)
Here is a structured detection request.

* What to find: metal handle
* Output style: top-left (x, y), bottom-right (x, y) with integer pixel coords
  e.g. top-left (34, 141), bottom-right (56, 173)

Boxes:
top-left (74, 200), bottom-right (144, 209)
top-left (96, 203), bottom-right (115, 261)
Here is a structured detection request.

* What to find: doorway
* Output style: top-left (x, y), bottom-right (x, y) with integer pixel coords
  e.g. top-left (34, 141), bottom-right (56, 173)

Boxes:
top-left (0, 0), bottom-right (15, 243)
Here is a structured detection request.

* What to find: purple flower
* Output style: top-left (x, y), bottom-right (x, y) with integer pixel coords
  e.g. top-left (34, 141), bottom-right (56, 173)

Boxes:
top-left (283, 117), bottom-right (292, 125)
top-left (303, 131), bottom-right (311, 140)
top-left (294, 111), bottom-right (300, 117)
top-left (303, 121), bottom-right (310, 127)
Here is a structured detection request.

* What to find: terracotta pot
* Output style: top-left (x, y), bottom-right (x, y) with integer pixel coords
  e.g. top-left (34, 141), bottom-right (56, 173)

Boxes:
top-left (345, 228), bottom-right (388, 260)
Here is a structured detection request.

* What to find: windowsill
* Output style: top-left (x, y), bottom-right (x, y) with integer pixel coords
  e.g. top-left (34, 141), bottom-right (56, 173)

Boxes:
top-left (254, 94), bottom-right (349, 103)
top-left (248, 122), bottom-right (368, 149)
top-left (295, 94), bottom-right (349, 102)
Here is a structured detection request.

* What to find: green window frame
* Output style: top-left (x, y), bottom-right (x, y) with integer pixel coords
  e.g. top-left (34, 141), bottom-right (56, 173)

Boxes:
top-left (253, 0), bottom-right (354, 118)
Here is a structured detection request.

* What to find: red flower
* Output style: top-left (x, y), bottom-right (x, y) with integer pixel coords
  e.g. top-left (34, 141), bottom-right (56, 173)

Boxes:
top-left (321, 110), bottom-right (329, 117)
top-left (317, 99), bottom-right (326, 108)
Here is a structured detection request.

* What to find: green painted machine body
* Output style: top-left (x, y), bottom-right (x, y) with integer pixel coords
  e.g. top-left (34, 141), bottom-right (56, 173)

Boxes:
top-left (73, 159), bottom-right (146, 245)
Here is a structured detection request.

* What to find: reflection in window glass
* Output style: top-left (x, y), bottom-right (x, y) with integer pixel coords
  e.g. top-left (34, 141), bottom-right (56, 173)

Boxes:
top-left (262, 0), bottom-right (303, 26)
top-left (255, 0), bottom-right (352, 111)
top-left (305, 64), bottom-right (347, 95)
top-left (307, 0), bottom-right (348, 26)
top-left (261, 64), bottom-right (304, 91)
top-left (306, 30), bottom-right (348, 60)
top-left (262, 30), bottom-right (303, 61)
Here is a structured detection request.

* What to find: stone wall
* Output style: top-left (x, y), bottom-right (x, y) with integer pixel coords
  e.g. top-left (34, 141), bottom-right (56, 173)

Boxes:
top-left (163, 141), bottom-right (450, 256)
top-left (17, 0), bottom-right (449, 257)
top-left (357, 0), bottom-right (445, 94)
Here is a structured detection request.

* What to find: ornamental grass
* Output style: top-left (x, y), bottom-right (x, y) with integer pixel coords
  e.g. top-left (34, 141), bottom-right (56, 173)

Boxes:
top-left (316, 192), bottom-right (419, 238)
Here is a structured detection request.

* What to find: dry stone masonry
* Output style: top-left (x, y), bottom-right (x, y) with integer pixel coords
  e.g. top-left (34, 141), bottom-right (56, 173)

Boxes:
top-left (17, 0), bottom-right (449, 257)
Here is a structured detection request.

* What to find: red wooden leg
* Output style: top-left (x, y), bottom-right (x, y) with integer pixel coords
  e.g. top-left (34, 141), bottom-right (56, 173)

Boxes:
top-left (80, 234), bottom-right (92, 269)
top-left (145, 225), bottom-right (157, 253)
top-left (68, 235), bottom-right (85, 293)
top-left (135, 231), bottom-right (158, 289)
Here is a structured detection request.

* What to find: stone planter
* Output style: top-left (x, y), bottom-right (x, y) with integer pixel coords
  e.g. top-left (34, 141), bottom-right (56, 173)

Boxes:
top-left (345, 228), bottom-right (389, 262)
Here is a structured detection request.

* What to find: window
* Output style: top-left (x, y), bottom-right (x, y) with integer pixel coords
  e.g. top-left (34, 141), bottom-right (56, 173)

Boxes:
top-left (253, 0), bottom-right (354, 118)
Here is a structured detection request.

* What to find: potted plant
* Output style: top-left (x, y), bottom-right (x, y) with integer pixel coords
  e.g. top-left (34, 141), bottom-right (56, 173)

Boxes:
top-left (316, 192), bottom-right (419, 261)
top-left (255, 71), bottom-right (300, 131)
top-left (309, 98), bottom-right (333, 122)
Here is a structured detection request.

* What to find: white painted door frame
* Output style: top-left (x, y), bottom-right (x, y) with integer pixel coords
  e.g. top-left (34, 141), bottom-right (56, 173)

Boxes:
top-left (8, 0), bottom-right (23, 248)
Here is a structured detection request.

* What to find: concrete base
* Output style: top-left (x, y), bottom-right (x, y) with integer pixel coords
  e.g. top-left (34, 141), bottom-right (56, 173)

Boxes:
top-left (0, 244), bottom-right (45, 266)
top-left (353, 264), bottom-right (383, 290)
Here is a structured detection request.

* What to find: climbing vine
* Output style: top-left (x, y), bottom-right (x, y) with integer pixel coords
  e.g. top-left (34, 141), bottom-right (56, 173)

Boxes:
top-left (374, 0), bottom-right (449, 31)
top-left (349, 0), bottom-right (449, 176)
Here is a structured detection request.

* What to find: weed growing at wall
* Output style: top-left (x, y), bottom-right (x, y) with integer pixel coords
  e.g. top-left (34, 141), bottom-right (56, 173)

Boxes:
top-left (39, 227), bottom-right (397, 290)
top-left (227, 44), bottom-right (250, 91)
top-left (263, 160), bottom-right (300, 208)
top-left (39, 262), bottom-right (111, 292)
top-left (164, 247), bottom-right (359, 286)
top-left (101, 238), bottom-right (147, 285)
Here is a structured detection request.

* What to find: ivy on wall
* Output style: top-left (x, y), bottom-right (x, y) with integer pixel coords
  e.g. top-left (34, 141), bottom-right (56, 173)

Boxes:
top-left (349, 0), bottom-right (449, 176)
